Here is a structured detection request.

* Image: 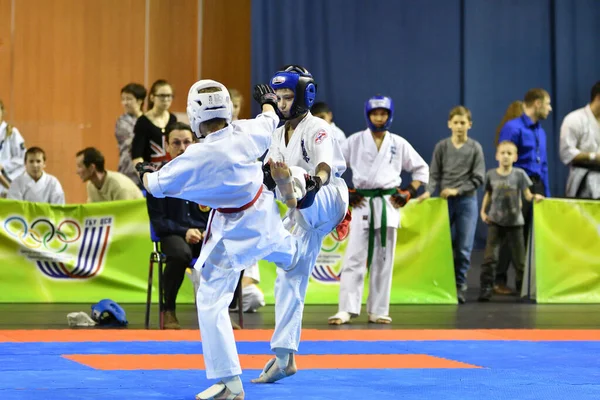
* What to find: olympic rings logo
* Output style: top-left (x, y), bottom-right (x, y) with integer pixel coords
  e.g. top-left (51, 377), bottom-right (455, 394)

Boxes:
top-left (3, 216), bottom-right (82, 253)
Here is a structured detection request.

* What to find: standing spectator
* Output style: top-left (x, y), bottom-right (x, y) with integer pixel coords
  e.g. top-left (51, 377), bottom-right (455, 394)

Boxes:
top-left (495, 101), bottom-right (524, 146)
top-left (497, 88), bottom-right (552, 268)
top-left (145, 122), bottom-right (209, 329)
top-left (560, 81), bottom-right (600, 199)
top-left (229, 88), bottom-right (243, 121)
top-left (418, 106), bottom-right (485, 304)
top-left (311, 101), bottom-right (347, 144)
top-left (7, 147), bottom-right (65, 204)
top-left (494, 100), bottom-right (525, 295)
top-left (116, 83), bottom-right (147, 183)
top-left (131, 79), bottom-right (177, 168)
top-left (479, 141), bottom-right (544, 301)
top-left (241, 264), bottom-right (265, 313)
top-left (0, 99), bottom-right (26, 197)
top-left (75, 147), bottom-right (143, 202)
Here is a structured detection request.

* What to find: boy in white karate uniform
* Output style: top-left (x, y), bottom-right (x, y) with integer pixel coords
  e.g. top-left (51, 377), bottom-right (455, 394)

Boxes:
top-left (140, 80), bottom-right (301, 400)
top-left (0, 100), bottom-right (26, 197)
top-left (252, 65), bottom-right (350, 384)
top-left (328, 95), bottom-right (429, 325)
top-left (7, 147), bottom-right (65, 204)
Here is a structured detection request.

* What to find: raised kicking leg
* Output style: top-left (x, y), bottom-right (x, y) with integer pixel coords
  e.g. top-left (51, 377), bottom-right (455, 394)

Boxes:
top-left (270, 160), bottom-right (297, 209)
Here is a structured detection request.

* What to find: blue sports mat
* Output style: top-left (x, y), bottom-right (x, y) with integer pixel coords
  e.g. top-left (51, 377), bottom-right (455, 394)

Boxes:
top-left (0, 340), bottom-right (599, 399)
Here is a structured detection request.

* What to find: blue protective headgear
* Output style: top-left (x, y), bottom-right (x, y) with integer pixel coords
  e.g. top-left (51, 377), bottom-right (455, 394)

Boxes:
top-left (365, 95), bottom-right (394, 132)
top-left (270, 65), bottom-right (317, 120)
top-left (91, 299), bottom-right (128, 326)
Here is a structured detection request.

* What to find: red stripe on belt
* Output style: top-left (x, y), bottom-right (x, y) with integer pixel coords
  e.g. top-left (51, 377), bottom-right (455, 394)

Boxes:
top-left (202, 186), bottom-right (264, 254)
top-left (217, 185), bottom-right (264, 214)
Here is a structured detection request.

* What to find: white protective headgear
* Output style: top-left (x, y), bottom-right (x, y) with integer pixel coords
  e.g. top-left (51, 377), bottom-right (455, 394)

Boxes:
top-left (186, 79), bottom-right (233, 138)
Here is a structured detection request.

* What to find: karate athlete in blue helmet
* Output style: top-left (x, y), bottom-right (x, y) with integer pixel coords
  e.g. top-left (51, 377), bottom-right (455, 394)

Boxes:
top-left (252, 65), bottom-right (351, 384)
top-left (328, 95), bottom-right (429, 326)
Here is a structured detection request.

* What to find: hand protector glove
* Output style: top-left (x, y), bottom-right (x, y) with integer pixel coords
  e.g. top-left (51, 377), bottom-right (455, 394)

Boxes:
top-left (253, 84), bottom-right (278, 110)
top-left (298, 175), bottom-right (323, 209)
top-left (391, 185), bottom-right (418, 208)
top-left (135, 162), bottom-right (157, 184)
top-left (348, 189), bottom-right (364, 208)
top-left (262, 161), bottom-right (277, 191)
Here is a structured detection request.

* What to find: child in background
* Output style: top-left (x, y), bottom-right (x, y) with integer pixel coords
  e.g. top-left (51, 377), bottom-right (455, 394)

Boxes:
top-left (479, 141), bottom-right (544, 301)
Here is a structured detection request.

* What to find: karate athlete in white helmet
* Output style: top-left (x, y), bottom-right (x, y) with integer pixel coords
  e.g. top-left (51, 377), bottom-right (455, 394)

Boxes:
top-left (138, 80), bottom-right (302, 400)
top-left (252, 65), bottom-right (350, 384)
top-left (328, 95), bottom-right (429, 326)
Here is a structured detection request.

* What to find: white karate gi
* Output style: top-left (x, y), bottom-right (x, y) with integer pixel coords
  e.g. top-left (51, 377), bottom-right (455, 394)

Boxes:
top-left (338, 129), bottom-right (429, 317)
top-left (146, 111), bottom-right (299, 380)
top-left (7, 172), bottom-right (65, 204)
top-left (560, 105), bottom-right (600, 199)
top-left (266, 111), bottom-right (349, 352)
top-left (0, 122), bottom-right (26, 196)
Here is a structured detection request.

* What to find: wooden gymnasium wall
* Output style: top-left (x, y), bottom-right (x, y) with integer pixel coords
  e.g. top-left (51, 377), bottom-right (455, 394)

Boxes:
top-left (0, 0), bottom-right (251, 204)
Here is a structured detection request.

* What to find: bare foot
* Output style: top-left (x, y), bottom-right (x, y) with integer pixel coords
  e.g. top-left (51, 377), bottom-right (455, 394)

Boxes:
top-left (269, 160), bottom-right (297, 209)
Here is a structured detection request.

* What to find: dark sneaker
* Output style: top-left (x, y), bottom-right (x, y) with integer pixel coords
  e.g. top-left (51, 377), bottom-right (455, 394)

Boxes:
top-left (493, 284), bottom-right (514, 295)
top-left (478, 287), bottom-right (493, 302)
top-left (164, 311), bottom-right (181, 330)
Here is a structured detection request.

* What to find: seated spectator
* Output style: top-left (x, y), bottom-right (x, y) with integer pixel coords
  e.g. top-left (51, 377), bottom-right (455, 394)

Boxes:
top-left (75, 147), bottom-right (143, 202)
top-left (145, 122), bottom-right (210, 329)
top-left (7, 147), bottom-right (65, 204)
top-left (241, 263), bottom-right (265, 313)
top-left (311, 101), bottom-right (347, 143)
top-left (0, 99), bottom-right (26, 198)
top-left (229, 88), bottom-right (244, 121)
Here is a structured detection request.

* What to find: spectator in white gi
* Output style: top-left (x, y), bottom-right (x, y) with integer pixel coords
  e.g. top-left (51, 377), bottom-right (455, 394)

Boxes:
top-left (0, 99), bottom-right (26, 197)
top-left (7, 147), bottom-right (65, 204)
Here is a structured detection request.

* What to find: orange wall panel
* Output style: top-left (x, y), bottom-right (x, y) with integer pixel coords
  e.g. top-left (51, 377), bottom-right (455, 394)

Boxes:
top-left (201, 0), bottom-right (251, 119)
top-left (148, 0), bottom-right (198, 112)
top-left (3, 0), bottom-right (252, 203)
top-left (0, 0), bottom-right (13, 115)
top-left (11, 0), bottom-right (146, 204)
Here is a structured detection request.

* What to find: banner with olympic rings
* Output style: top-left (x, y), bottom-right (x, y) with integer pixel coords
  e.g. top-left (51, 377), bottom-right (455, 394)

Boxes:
top-left (0, 196), bottom-right (455, 304)
top-left (259, 198), bottom-right (458, 304)
top-left (0, 198), bottom-right (196, 303)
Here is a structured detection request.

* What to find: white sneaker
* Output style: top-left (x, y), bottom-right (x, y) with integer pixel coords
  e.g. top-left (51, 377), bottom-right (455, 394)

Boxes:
top-left (195, 382), bottom-right (244, 400)
top-left (251, 354), bottom-right (297, 384)
top-left (328, 311), bottom-right (352, 325)
top-left (368, 314), bottom-right (392, 324)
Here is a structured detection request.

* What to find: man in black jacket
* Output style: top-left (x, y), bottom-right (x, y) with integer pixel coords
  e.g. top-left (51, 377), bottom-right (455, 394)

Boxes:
top-left (145, 122), bottom-right (209, 329)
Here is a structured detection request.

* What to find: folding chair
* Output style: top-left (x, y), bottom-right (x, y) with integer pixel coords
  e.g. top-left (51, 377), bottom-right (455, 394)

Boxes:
top-left (144, 223), bottom-right (244, 329)
top-left (144, 224), bottom-right (166, 329)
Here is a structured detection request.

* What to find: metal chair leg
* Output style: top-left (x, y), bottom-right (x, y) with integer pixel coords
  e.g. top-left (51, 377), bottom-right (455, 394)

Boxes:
top-left (158, 256), bottom-right (165, 330)
top-left (236, 272), bottom-right (244, 329)
top-left (145, 256), bottom-right (154, 330)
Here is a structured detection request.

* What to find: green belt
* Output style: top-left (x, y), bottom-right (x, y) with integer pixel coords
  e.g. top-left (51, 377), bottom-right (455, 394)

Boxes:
top-left (355, 188), bottom-right (397, 268)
